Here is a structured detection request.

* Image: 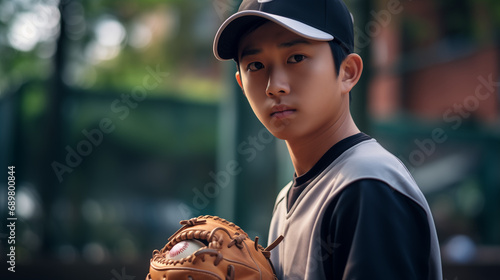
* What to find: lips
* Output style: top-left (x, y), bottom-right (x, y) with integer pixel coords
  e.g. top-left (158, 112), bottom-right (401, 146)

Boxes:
top-left (271, 105), bottom-right (296, 119)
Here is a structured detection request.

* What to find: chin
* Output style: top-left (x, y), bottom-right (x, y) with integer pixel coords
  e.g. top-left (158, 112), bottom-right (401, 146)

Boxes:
top-left (267, 127), bottom-right (294, 141)
top-left (265, 121), bottom-right (289, 138)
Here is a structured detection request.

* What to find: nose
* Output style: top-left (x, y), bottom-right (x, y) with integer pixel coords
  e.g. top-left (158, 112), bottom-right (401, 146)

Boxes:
top-left (266, 67), bottom-right (290, 97)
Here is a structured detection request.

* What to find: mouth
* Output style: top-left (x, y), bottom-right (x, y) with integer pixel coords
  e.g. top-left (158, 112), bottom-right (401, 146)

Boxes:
top-left (271, 105), bottom-right (296, 119)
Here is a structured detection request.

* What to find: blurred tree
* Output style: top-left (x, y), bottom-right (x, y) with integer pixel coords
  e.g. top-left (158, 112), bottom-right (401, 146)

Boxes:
top-left (0, 0), bottom-right (224, 263)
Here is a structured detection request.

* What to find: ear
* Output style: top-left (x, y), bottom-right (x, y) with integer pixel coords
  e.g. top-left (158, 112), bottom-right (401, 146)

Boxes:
top-left (235, 71), bottom-right (243, 89)
top-left (340, 53), bottom-right (363, 94)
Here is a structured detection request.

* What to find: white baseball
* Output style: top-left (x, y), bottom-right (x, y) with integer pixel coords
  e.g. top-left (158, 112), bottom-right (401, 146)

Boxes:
top-left (168, 240), bottom-right (205, 260)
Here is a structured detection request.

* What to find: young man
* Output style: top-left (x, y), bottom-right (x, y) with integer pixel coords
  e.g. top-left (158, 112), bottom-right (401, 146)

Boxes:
top-left (213, 0), bottom-right (442, 279)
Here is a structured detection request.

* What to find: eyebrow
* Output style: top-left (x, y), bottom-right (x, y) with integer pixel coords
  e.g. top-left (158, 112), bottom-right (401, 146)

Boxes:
top-left (279, 39), bottom-right (311, 48)
top-left (239, 39), bottom-right (312, 60)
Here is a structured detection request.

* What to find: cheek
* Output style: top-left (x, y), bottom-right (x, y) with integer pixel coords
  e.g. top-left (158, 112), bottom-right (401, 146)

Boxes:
top-left (241, 71), bottom-right (265, 93)
top-left (294, 59), bottom-right (337, 97)
top-left (296, 61), bottom-right (341, 114)
top-left (241, 75), bottom-right (268, 115)
top-left (242, 78), bottom-right (261, 103)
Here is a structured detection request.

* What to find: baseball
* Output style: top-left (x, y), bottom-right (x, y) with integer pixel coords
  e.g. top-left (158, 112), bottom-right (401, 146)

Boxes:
top-left (168, 240), bottom-right (205, 260)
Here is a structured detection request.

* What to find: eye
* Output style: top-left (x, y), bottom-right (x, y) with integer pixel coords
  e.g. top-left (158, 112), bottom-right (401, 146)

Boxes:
top-left (247, 61), bottom-right (264, 71)
top-left (287, 54), bottom-right (306, 63)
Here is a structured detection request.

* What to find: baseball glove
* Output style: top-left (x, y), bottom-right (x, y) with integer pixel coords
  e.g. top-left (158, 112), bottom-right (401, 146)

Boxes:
top-left (146, 215), bottom-right (283, 280)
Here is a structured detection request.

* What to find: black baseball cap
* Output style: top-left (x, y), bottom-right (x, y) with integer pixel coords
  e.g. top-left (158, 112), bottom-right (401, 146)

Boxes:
top-left (213, 0), bottom-right (354, 61)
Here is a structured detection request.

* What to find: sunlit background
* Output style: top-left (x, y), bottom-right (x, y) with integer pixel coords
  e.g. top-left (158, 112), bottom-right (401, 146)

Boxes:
top-left (0, 0), bottom-right (499, 279)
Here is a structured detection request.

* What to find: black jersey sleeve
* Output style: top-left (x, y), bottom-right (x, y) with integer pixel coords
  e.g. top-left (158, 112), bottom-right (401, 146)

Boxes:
top-left (320, 179), bottom-right (432, 280)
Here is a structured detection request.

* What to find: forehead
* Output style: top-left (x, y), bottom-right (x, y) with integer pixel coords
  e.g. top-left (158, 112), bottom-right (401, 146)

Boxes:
top-left (237, 21), bottom-right (315, 58)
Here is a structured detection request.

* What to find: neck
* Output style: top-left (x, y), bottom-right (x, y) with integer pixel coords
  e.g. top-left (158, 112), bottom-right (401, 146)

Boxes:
top-left (285, 110), bottom-right (359, 177)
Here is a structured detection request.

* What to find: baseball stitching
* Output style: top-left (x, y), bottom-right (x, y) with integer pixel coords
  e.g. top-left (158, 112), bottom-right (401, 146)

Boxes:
top-left (170, 242), bottom-right (188, 258)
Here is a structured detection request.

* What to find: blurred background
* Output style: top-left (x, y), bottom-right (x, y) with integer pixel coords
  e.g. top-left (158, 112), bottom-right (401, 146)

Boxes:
top-left (0, 0), bottom-right (498, 279)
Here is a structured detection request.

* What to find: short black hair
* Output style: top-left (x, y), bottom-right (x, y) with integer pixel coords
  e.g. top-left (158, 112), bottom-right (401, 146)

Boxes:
top-left (328, 39), bottom-right (350, 77)
top-left (328, 39), bottom-right (352, 103)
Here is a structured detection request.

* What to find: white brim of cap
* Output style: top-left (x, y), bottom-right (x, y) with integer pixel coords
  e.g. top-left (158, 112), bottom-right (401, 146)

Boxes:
top-left (213, 10), bottom-right (334, 61)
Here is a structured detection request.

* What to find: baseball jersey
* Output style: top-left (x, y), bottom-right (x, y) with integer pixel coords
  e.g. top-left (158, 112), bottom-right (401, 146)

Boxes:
top-left (268, 133), bottom-right (442, 280)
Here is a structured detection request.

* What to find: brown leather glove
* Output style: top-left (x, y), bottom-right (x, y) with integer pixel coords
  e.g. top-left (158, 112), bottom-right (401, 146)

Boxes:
top-left (146, 215), bottom-right (282, 280)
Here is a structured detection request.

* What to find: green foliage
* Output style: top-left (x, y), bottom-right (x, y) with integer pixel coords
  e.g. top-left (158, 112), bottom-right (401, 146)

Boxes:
top-left (0, 0), bottom-right (224, 101)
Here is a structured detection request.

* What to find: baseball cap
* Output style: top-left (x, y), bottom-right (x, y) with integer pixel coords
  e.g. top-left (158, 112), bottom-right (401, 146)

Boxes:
top-left (213, 0), bottom-right (354, 61)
